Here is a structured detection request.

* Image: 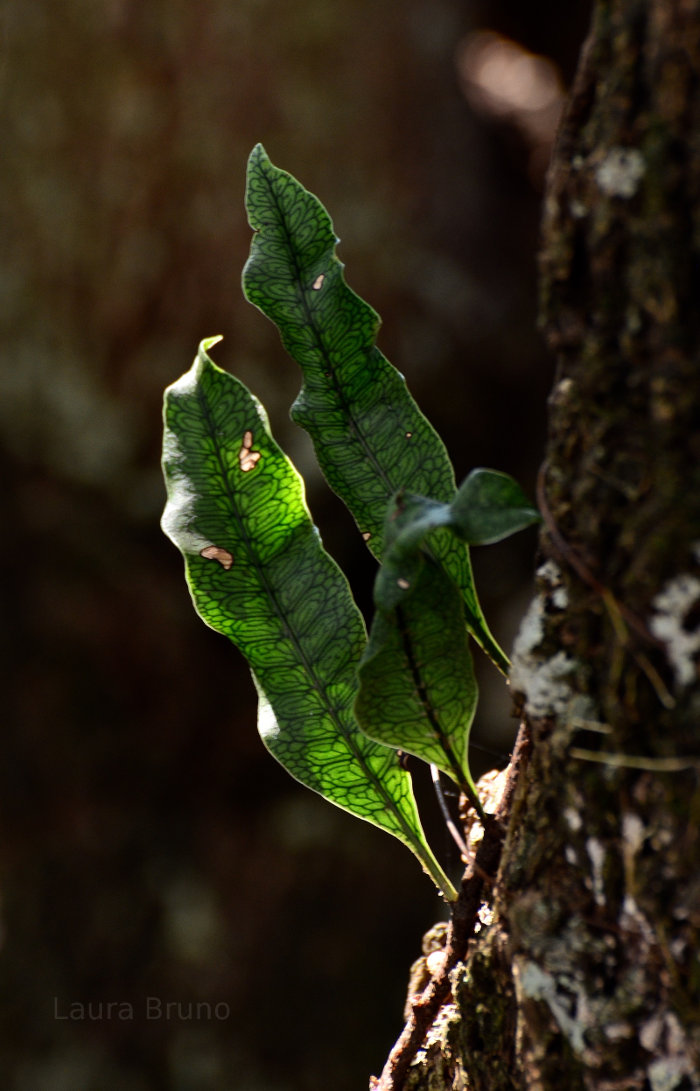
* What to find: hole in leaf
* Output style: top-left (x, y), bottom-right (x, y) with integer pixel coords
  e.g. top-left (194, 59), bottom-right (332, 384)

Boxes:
top-left (200, 545), bottom-right (234, 570)
top-left (312, 274), bottom-right (325, 290)
top-left (238, 431), bottom-right (261, 472)
top-left (397, 577), bottom-right (410, 590)
top-left (362, 531), bottom-right (372, 541)
top-left (240, 451), bottom-right (261, 472)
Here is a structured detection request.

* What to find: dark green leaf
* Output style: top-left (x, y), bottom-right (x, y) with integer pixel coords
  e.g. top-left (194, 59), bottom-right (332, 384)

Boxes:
top-left (378, 470), bottom-right (540, 587)
top-left (241, 144), bottom-right (507, 671)
top-left (451, 468), bottom-right (541, 545)
top-left (161, 339), bottom-right (457, 901)
top-left (355, 473), bottom-right (539, 776)
top-left (355, 554), bottom-right (480, 804)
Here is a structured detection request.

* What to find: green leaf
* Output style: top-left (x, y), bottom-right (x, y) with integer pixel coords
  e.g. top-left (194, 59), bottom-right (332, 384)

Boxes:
top-left (378, 470), bottom-right (541, 588)
top-left (353, 473), bottom-right (539, 794)
top-left (451, 468), bottom-right (541, 545)
top-left (355, 553), bottom-right (481, 806)
top-left (241, 143), bottom-right (507, 672)
top-left (161, 339), bottom-right (457, 902)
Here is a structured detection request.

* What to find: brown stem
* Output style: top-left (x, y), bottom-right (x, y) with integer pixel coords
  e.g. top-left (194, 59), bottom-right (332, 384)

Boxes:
top-left (370, 723), bottom-right (531, 1091)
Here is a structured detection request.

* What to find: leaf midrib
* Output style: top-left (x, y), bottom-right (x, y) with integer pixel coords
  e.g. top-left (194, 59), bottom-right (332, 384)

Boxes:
top-left (395, 602), bottom-right (470, 791)
top-left (257, 159), bottom-right (396, 504)
top-left (255, 162), bottom-right (493, 638)
top-left (194, 375), bottom-right (427, 849)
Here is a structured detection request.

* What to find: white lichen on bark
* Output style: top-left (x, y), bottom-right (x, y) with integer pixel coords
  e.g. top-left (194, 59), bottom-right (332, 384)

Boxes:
top-left (649, 574), bottom-right (700, 686)
top-left (595, 146), bottom-right (646, 197)
top-left (509, 595), bottom-right (576, 718)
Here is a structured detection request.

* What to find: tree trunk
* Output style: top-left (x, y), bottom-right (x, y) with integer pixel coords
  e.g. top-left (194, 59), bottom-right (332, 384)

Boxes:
top-left (374, 0), bottom-right (700, 1087)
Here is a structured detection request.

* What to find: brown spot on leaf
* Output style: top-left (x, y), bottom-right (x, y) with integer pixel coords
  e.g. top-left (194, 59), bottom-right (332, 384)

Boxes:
top-left (238, 431), bottom-right (261, 472)
top-left (239, 451), bottom-right (261, 472)
top-left (200, 545), bottom-right (234, 570)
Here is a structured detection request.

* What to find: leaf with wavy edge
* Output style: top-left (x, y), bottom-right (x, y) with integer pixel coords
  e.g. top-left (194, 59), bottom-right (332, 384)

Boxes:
top-left (242, 143), bottom-right (508, 673)
top-left (161, 339), bottom-right (457, 901)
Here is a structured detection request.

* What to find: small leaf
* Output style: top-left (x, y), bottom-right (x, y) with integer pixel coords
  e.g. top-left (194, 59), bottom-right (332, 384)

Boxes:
top-left (367, 472), bottom-right (540, 708)
top-left (241, 144), bottom-right (507, 671)
top-left (451, 468), bottom-right (541, 545)
top-left (379, 472), bottom-right (540, 577)
top-left (161, 340), bottom-right (457, 901)
top-left (355, 554), bottom-right (481, 805)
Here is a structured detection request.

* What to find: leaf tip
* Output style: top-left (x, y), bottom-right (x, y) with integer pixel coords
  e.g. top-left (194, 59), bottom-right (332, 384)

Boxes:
top-left (248, 142), bottom-right (270, 172)
top-left (193, 335), bottom-right (224, 379)
top-left (200, 334), bottom-right (224, 355)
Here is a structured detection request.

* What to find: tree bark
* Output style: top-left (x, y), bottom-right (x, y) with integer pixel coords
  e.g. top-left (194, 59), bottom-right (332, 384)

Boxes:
top-left (374, 0), bottom-right (700, 1087)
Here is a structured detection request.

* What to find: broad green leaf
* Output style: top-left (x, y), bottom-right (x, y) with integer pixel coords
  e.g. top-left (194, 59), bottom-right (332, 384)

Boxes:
top-left (161, 339), bottom-right (457, 902)
top-left (241, 143), bottom-right (507, 672)
top-left (355, 553), bottom-right (481, 807)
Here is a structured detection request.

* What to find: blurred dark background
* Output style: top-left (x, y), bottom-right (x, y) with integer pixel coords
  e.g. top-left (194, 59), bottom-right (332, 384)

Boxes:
top-left (1, 2), bottom-right (591, 1088)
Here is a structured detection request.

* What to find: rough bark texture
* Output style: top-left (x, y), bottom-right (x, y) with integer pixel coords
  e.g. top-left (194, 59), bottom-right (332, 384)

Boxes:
top-left (376, 0), bottom-right (700, 1087)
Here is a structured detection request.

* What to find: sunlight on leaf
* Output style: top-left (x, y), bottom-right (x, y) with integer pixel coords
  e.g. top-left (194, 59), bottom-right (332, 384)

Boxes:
top-left (161, 340), bottom-right (458, 901)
